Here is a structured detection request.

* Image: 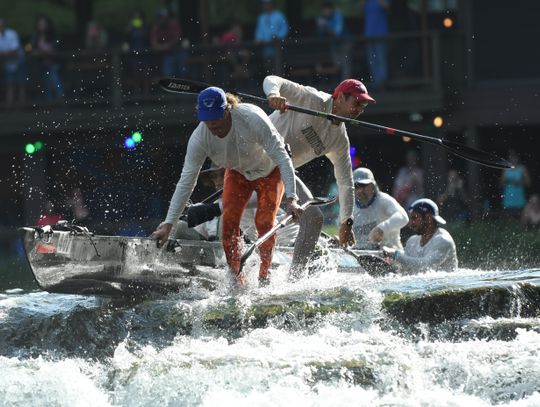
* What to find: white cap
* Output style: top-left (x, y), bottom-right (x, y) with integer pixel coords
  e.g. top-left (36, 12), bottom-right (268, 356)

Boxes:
top-left (409, 198), bottom-right (446, 225)
top-left (353, 167), bottom-right (376, 186)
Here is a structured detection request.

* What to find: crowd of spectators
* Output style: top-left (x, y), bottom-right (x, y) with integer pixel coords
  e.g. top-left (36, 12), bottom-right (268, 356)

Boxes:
top-left (2, 2), bottom-right (537, 237)
top-left (0, 5), bottom-right (192, 103)
top-left (0, 0), bottom-right (427, 106)
top-left (322, 146), bottom-right (537, 234)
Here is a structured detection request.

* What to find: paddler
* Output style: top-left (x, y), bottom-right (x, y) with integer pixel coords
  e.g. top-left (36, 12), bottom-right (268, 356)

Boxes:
top-left (151, 86), bottom-right (302, 285)
top-left (382, 198), bottom-right (458, 273)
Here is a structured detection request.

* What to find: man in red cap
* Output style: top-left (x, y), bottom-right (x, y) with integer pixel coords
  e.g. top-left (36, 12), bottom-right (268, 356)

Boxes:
top-left (263, 75), bottom-right (375, 276)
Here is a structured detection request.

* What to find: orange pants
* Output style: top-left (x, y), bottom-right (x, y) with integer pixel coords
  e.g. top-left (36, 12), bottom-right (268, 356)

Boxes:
top-left (222, 167), bottom-right (284, 279)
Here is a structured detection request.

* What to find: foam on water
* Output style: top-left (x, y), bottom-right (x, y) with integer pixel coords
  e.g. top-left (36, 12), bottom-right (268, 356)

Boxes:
top-left (0, 357), bottom-right (110, 407)
top-left (1, 266), bottom-right (539, 406)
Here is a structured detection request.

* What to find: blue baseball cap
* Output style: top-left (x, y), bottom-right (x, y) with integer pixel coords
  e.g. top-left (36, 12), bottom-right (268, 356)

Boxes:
top-left (197, 87), bottom-right (227, 121)
top-left (409, 198), bottom-right (446, 225)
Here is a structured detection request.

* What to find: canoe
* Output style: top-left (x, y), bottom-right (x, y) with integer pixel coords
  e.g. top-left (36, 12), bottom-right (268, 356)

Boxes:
top-left (19, 223), bottom-right (394, 296)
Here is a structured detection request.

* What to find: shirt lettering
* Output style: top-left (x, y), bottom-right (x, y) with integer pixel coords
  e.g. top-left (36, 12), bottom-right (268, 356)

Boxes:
top-left (301, 126), bottom-right (325, 155)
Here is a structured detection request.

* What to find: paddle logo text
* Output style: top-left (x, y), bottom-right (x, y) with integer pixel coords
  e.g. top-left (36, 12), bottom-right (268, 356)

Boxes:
top-left (167, 82), bottom-right (190, 91)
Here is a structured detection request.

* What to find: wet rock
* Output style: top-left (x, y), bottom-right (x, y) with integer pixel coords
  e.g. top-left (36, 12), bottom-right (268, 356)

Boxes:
top-left (203, 288), bottom-right (368, 332)
top-left (0, 305), bottom-right (128, 359)
top-left (305, 359), bottom-right (377, 387)
top-left (382, 283), bottom-right (540, 325)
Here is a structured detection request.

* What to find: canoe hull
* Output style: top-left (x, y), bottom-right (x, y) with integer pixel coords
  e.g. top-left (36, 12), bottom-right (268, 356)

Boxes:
top-left (20, 226), bottom-right (391, 296)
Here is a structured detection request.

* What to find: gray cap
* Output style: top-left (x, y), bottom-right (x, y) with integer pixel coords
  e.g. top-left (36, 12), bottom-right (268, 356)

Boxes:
top-left (409, 198), bottom-right (446, 225)
top-left (353, 167), bottom-right (376, 185)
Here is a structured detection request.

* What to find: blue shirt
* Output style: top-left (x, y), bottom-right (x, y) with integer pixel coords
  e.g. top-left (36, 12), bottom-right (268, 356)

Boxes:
top-left (255, 10), bottom-right (289, 43)
top-left (364, 0), bottom-right (390, 36)
top-left (317, 10), bottom-right (346, 38)
top-left (502, 167), bottom-right (527, 209)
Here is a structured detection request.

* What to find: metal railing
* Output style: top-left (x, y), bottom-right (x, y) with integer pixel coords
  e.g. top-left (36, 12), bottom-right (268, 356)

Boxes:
top-left (0, 30), bottom-right (443, 109)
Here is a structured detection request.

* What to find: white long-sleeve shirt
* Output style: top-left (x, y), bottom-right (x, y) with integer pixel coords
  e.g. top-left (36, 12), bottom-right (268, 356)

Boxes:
top-left (395, 228), bottom-right (458, 273)
top-left (352, 191), bottom-right (409, 250)
top-left (263, 75), bottom-right (354, 223)
top-left (164, 103), bottom-right (297, 230)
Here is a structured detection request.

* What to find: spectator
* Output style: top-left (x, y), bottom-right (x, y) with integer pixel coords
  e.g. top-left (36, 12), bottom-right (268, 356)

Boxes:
top-left (352, 167), bottom-right (408, 250)
top-left (67, 187), bottom-right (90, 225)
top-left (316, 1), bottom-right (352, 79)
top-left (124, 9), bottom-right (151, 94)
top-left (36, 201), bottom-right (63, 226)
top-left (85, 21), bottom-right (108, 51)
top-left (0, 17), bottom-right (26, 106)
top-left (382, 198), bottom-right (458, 273)
top-left (392, 149), bottom-right (424, 209)
top-left (500, 150), bottom-right (530, 219)
top-left (254, 0), bottom-right (289, 77)
top-left (437, 169), bottom-right (470, 222)
top-left (150, 7), bottom-right (188, 78)
top-left (521, 194), bottom-right (540, 228)
top-left (360, 0), bottom-right (390, 88)
top-left (31, 15), bottom-right (64, 100)
top-left (217, 20), bottom-right (250, 86)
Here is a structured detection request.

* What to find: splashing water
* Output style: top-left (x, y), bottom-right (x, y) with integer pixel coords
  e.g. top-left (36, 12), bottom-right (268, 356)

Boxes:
top-left (1, 265), bottom-right (540, 406)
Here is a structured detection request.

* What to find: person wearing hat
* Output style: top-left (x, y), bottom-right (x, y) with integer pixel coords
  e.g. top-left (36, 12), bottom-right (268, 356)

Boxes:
top-left (351, 167), bottom-right (408, 250)
top-left (151, 86), bottom-right (302, 285)
top-left (262, 75), bottom-right (376, 275)
top-left (382, 198), bottom-right (458, 273)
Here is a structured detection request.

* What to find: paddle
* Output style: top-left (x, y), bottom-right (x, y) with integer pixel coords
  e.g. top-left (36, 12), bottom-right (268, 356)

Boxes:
top-left (158, 77), bottom-right (512, 170)
top-left (320, 231), bottom-right (395, 276)
top-left (238, 196), bottom-right (337, 275)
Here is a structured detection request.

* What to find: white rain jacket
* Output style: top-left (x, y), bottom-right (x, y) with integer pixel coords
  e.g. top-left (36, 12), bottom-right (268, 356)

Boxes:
top-left (352, 191), bottom-right (409, 250)
top-left (396, 228), bottom-right (458, 273)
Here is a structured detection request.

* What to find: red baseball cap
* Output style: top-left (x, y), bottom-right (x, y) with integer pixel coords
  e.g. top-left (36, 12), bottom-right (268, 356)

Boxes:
top-left (332, 79), bottom-right (376, 104)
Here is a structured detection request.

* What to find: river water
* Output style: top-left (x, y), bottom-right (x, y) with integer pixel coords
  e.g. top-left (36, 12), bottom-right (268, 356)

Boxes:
top-left (1, 263), bottom-right (540, 406)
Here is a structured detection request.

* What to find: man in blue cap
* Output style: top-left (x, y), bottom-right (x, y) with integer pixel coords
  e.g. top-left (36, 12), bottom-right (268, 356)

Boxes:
top-left (151, 86), bottom-right (302, 285)
top-left (382, 198), bottom-right (458, 273)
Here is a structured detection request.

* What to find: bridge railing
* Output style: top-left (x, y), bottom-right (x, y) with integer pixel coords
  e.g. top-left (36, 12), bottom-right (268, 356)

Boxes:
top-left (0, 30), bottom-right (443, 109)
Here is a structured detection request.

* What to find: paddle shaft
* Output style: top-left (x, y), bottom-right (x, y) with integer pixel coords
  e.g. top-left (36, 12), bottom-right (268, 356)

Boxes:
top-left (238, 197), bottom-right (336, 274)
top-left (158, 77), bottom-right (512, 170)
top-left (232, 92), bottom-right (511, 170)
top-left (199, 188), bottom-right (223, 205)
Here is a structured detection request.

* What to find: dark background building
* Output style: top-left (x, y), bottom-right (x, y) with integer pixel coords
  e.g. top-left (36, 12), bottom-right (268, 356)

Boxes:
top-left (0, 0), bottom-right (539, 255)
